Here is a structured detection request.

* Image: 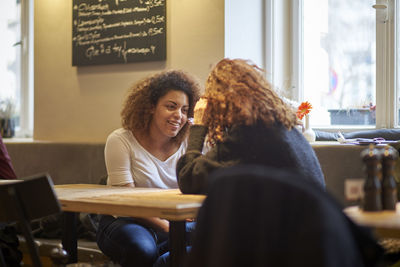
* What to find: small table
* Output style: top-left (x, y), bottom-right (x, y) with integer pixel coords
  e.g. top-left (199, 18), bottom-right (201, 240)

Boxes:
top-left (54, 184), bottom-right (205, 267)
top-left (344, 203), bottom-right (400, 238)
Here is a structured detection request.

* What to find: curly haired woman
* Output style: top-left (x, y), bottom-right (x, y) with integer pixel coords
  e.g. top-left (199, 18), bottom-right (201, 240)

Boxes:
top-left (96, 70), bottom-right (200, 267)
top-left (177, 58), bottom-right (325, 194)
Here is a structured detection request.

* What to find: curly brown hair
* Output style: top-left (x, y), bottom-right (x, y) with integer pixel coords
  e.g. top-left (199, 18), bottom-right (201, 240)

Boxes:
top-left (202, 58), bottom-right (297, 144)
top-left (121, 70), bottom-right (201, 144)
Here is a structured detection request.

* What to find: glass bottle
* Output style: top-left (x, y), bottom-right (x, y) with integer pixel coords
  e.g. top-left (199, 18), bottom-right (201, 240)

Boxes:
top-left (381, 145), bottom-right (398, 210)
top-left (361, 144), bottom-right (382, 211)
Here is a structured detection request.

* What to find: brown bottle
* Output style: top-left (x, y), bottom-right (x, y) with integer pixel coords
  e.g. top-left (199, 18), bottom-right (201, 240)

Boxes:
top-left (381, 145), bottom-right (398, 210)
top-left (361, 144), bottom-right (382, 211)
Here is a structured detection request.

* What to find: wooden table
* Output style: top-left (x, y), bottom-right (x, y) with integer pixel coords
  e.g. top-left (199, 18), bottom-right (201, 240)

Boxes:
top-left (0, 180), bottom-right (22, 184)
top-left (54, 184), bottom-right (205, 267)
top-left (344, 203), bottom-right (400, 238)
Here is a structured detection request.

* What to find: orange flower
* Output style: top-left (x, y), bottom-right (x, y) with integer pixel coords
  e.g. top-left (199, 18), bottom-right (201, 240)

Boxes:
top-left (296, 101), bottom-right (312, 120)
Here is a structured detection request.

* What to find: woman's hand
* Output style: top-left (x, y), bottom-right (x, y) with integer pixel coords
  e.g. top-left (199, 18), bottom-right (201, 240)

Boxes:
top-left (135, 217), bottom-right (170, 233)
top-left (194, 98), bottom-right (208, 125)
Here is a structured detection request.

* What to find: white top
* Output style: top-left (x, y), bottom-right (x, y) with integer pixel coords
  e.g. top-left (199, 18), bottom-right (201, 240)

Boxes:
top-left (104, 128), bottom-right (187, 188)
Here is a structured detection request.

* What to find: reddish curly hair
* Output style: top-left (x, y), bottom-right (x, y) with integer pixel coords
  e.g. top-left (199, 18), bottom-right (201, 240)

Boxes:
top-left (121, 70), bottom-right (201, 144)
top-left (202, 58), bottom-right (297, 144)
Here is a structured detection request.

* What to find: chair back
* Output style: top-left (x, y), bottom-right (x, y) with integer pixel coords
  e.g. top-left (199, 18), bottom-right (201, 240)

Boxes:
top-left (0, 174), bottom-right (60, 222)
top-left (0, 173), bottom-right (61, 267)
top-left (186, 165), bottom-right (382, 267)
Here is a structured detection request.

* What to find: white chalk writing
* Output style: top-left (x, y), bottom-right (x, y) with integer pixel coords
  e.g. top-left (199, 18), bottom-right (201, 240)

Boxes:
top-left (76, 15), bottom-right (164, 32)
top-left (85, 41), bottom-right (156, 62)
top-left (73, 27), bottom-right (163, 46)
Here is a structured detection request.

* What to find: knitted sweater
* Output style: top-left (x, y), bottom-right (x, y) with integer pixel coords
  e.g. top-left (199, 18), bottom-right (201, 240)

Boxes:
top-left (177, 123), bottom-right (325, 194)
top-left (0, 135), bottom-right (17, 179)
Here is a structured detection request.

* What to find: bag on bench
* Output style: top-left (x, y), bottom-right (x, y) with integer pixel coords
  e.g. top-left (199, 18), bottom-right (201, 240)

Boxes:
top-left (0, 223), bottom-right (23, 267)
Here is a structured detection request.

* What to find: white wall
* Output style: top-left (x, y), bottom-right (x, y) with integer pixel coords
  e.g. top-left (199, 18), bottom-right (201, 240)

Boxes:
top-left (224, 0), bottom-right (264, 68)
top-left (34, 0), bottom-right (225, 142)
top-left (224, 0), bottom-right (292, 96)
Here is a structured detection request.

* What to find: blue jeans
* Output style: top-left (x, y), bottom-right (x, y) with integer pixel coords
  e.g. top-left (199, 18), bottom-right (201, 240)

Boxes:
top-left (96, 215), bottom-right (195, 267)
top-left (153, 246), bottom-right (192, 267)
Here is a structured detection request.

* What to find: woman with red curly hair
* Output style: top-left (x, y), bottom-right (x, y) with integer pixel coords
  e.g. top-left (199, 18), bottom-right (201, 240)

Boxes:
top-left (177, 58), bottom-right (325, 194)
top-left (97, 70), bottom-right (200, 267)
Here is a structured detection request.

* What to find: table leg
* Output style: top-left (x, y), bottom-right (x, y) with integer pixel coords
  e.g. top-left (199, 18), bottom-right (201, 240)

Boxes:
top-left (62, 212), bottom-right (78, 263)
top-left (169, 220), bottom-right (186, 267)
top-left (0, 246), bottom-right (6, 267)
top-left (0, 247), bottom-right (6, 267)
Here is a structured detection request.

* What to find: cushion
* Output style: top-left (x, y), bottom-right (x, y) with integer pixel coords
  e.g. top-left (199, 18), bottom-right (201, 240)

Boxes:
top-left (314, 129), bottom-right (400, 141)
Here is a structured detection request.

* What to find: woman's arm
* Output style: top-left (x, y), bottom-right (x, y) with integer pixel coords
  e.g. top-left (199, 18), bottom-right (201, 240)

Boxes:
top-left (120, 182), bottom-right (169, 231)
top-left (177, 125), bottom-right (225, 194)
top-left (177, 98), bottom-right (225, 194)
top-left (135, 217), bottom-right (170, 233)
top-left (105, 132), bottom-right (135, 186)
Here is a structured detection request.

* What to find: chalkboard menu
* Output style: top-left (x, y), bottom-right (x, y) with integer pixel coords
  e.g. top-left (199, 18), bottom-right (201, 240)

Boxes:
top-left (72, 0), bottom-right (166, 66)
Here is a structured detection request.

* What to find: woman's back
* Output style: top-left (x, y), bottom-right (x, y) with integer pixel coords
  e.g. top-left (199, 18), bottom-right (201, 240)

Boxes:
top-left (178, 58), bottom-right (325, 194)
top-left (218, 122), bottom-right (325, 189)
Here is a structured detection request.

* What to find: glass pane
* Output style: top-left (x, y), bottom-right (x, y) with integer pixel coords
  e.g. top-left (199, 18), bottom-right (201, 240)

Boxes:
top-left (0, 0), bottom-right (21, 133)
top-left (303, 0), bottom-right (376, 127)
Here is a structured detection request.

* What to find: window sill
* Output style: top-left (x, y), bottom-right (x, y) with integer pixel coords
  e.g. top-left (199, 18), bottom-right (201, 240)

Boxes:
top-left (2, 138), bottom-right (49, 144)
top-left (312, 126), bottom-right (377, 133)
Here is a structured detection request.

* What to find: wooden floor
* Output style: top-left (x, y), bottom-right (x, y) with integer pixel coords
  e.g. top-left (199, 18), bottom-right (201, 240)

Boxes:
top-left (21, 253), bottom-right (112, 266)
top-left (21, 254), bottom-right (52, 266)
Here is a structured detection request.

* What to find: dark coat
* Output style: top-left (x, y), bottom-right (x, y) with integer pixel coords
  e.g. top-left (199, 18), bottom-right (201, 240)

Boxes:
top-left (177, 123), bottom-right (325, 194)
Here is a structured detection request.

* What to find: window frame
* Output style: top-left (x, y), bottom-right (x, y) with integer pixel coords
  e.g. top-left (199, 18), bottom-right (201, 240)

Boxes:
top-left (18, 0), bottom-right (33, 138)
top-left (286, 0), bottom-right (398, 131)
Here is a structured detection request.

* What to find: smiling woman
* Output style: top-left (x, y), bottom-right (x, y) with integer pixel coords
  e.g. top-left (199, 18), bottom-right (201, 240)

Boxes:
top-left (96, 70), bottom-right (200, 267)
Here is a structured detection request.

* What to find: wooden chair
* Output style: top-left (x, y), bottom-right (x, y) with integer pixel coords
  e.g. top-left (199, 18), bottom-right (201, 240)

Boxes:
top-left (186, 165), bottom-right (383, 267)
top-left (0, 174), bottom-right (61, 267)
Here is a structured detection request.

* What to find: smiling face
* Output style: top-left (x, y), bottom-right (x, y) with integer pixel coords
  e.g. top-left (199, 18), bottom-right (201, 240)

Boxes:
top-left (149, 89), bottom-right (189, 139)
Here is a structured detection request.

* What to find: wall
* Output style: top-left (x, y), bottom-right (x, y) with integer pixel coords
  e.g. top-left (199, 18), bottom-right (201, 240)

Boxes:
top-left (224, 0), bottom-right (292, 97)
top-left (225, 0), bottom-right (265, 68)
top-left (34, 0), bottom-right (225, 142)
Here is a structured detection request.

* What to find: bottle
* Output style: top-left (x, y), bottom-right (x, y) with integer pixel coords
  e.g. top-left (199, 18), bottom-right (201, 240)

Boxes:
top-left (303, 114), bottom-right (316, 142)
top-left (381, 145), bottom-right (398, 211)
top-left (361, 144), bottom-right (382, 211)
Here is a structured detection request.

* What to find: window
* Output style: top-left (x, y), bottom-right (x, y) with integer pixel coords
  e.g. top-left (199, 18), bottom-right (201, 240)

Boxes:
top-left (291, 0), bottom-right (397, 129)
top-left (397, 1), bottom-right (400, 125)
top-left (0, 0), bottom-right (33, 138)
